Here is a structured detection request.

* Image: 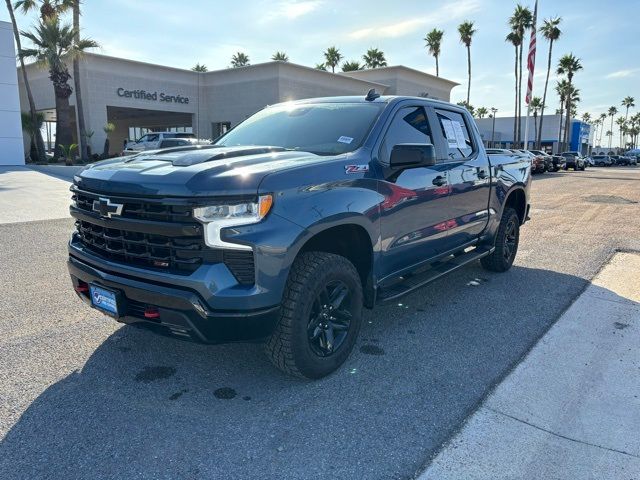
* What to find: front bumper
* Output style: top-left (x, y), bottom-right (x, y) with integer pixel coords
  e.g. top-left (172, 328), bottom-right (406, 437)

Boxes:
top-left (68, 254), bottom-right (280, 343)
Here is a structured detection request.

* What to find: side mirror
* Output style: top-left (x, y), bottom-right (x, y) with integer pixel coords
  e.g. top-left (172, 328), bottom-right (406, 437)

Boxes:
top-left (390, 143), bottom-right (437, 169)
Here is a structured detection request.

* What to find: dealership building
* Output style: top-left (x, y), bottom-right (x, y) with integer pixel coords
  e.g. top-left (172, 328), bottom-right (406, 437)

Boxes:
top-left (475, 114), bottom-right (594, 154)
top-left (12, 52), bottom-right (458, 162)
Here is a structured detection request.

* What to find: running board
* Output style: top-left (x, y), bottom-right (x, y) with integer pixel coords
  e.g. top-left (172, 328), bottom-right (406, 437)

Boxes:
top-left (377, 246), bottom-right (494, 303)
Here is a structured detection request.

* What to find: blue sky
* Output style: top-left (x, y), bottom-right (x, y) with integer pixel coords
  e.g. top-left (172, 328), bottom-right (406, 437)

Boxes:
top-left (3, 0), bottom-right (639, 128)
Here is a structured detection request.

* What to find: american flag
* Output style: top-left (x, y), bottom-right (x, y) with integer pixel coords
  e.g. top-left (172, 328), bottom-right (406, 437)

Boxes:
top-left (525, 0), bottom-right (538, 104)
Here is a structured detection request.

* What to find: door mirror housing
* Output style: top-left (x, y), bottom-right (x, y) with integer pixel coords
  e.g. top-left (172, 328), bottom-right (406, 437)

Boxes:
top-left (390, 143), bottom-right (437, 169)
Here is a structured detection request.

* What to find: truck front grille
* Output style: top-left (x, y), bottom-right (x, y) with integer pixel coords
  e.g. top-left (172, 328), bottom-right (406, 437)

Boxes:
top-left (70, 187), bottom-right (256, 283)
top-left (75, 219), bottom-right (217, 274)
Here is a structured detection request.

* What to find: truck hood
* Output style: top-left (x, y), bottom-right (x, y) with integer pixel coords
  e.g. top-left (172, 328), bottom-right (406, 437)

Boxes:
top-left (75, 146), bottom-right (327, 197)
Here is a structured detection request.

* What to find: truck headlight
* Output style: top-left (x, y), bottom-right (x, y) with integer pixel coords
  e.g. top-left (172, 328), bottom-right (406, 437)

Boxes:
top-left (193, 195), bottom-right (273, 225)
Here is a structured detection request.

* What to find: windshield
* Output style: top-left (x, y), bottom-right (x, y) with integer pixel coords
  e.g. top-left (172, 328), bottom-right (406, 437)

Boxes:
top-left (214, 102), bottom-right (385, 155)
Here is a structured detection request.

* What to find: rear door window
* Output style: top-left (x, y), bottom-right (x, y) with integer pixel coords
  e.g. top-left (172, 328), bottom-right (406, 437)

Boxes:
top-left (435, 109), bottom-right (474, 160)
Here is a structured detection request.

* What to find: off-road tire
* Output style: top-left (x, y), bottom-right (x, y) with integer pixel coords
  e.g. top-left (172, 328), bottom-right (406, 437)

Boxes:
top-left (265, 252), bottom-right (363, 379)
top-left (480, 207), bottom-right (520, 273)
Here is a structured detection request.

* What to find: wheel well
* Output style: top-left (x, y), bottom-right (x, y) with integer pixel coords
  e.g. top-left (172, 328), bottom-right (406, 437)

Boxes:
top-left (504, 188), bottom-right (526, 224)
top-left (299, 224), bottom-right (373, 288)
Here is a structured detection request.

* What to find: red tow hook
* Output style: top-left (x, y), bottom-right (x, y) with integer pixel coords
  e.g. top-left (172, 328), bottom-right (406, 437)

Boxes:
top-left (74, 283), bottom-right (89, 293)
top-left (144, 307), bottom-right (160, 319)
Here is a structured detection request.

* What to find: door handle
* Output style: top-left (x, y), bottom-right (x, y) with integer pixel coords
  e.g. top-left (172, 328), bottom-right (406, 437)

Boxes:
top-left (477, 169), bottom-right (487, 179)
top-left (432, 175), bottom-right (447, 186)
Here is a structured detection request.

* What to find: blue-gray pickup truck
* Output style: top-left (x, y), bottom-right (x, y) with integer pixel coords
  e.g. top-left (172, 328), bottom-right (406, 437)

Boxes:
top-left (68, 92), bottom-right (531, 378)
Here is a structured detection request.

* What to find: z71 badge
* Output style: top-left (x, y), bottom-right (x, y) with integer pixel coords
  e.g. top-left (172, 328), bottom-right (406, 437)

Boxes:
top-left (345, 164), bottom-right (369, 174)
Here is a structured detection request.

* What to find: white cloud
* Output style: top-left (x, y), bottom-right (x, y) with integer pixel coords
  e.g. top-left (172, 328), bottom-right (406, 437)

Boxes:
top-left (347, 0), bottom-right (481, 40)
top-left (263, 1), bottom-right (323, 21)
top-left (605, 69), bottom-right (639, 79)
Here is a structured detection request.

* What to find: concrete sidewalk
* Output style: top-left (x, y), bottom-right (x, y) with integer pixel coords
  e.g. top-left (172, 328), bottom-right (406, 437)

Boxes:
top-left (0, 166), bottom-right (78, 224)
top-left (420, 252), bottom-right (640, 480)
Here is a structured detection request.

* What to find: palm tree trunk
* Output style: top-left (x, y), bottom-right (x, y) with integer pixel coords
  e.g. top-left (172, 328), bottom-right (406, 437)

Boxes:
top-left (537, 39), bottom-right (553, 149)
top-left (53, 81), bottom-right (74, 159)
top-left (533, 112), bottom-right (538, 146)
top-left (5, 0), bottom-right (47, 162)
top-left (513, 46), bottom-right (518, 148)
top-left (563, 96), bottom-right (571, 151)
top-left (435, 55), bottom-right (439, 77)
top-left (466, 45), bottom-right (471, 105)
top-left (609, 116), bottom-right (614, 149)
top-left (72, 1), bottom-right (88, 161)
top-left (557, 106), bottom-right (564, 152)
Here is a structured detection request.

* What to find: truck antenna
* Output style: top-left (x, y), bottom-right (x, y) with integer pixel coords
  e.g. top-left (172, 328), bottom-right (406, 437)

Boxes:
top-left (365, 88), bottom-right (380, 101)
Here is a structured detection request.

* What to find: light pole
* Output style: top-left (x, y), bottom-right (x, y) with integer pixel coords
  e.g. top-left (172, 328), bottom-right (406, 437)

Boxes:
top-left (490, 107), bottom-right (498, 147)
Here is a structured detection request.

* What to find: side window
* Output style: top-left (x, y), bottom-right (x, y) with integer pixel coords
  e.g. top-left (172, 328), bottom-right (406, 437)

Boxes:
top-left (380, 106), bottom-right (431, 163)
top-left (146, 134), bottom-right (159, 142)
top-left (163, 133), bottom-right (176, 139)
top-left (435, 109), bottom-right (474, 160)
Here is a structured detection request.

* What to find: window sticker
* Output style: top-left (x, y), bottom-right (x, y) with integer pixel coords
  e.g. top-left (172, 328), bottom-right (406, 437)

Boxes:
top-left (451, 121), bottom-right (468, 148)
top-left (441, 119), bottom-right (458, 148)
top-left (337, 136), bottom-right (354, 144)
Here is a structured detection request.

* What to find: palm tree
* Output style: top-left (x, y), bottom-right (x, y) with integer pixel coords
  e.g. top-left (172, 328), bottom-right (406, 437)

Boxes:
top-left (20, 111), bottom-right (44, 161)
top-left (506, 31), bottom-right (522, 147)
top-left (230, 52), bottom-right (250, 68)
top-left (314, 63), bottom-right (327, 71)
top-left (581, 112), bottom-right (591, 124)
top-left (556, 53), bottom-right (582, 149)
top-left (191, 63), bottom-right (208, 72)
top-left (14, 0), bottom-right (72, 20)
top-left (424, 29), bottom-right (444, 77)
top-left (323, 46), bottom-right (342, 73)
top-left (341, 60), bottom-right (362, 72)
top-left (555, 79), bottom-right (570, 151)
top-left (598, 112), bottom-right (607, 146)
top-left (362, 48), bottom-right (386, 69)
top-left (475, 107), bottom-right (488, 118)
top-left (456, 101), bottom-right (474, 116)
top-left (607, 106), bottom-right (617, 149)
top-left (530, 96), bottom-right (543, 148)
top-left (20, 17), bottom-right (97, 158)
top-left (457, 21), bottom-right (475, 105)
top-left (537, 16), bottom-right (562, 149)
top-left (616, 117), bottom-right (627, 148)
top-left (621, 96), bottom-right (634, 146)
top-left (271, 51), bottom-right (289, 62)
top-left (605, 130), bottom-right (612, 149)
top-left (5, 0), bottom-right (46, 161)
top-left (509, 4), bottom-right (533, 148)
top-left (70, 0), bottom-right (93, 161)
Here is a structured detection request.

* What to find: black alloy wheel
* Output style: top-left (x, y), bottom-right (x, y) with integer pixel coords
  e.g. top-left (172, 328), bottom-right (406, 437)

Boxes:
top-left (307, 280), bottom-right (353, 357)
top-left (502, 217), bottom-right (518, 264)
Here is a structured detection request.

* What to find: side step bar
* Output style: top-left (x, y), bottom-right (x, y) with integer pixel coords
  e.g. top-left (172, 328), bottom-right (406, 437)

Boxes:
top-left (377, 246), bottom-right (494, 303)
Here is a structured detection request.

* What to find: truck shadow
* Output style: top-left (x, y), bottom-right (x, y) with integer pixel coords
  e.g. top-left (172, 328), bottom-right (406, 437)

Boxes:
top-left (0, 264), bottom-right (620, 479)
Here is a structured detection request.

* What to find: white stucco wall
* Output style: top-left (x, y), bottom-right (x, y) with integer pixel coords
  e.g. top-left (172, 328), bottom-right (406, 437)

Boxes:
top-left (0, 21), bottom-right (25, 166)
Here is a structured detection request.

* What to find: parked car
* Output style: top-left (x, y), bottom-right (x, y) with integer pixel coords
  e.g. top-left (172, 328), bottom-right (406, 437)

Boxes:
top-left (123, 136), bottom-right (211, 156)
top-left (68, 94), bottom-right (531, 378)
top-left (510, 149), bottom-right (545, 173)
top-left (560, 152), bottom-right (586, 171)
top-left (591, 155), bottom-right (613, 167)
top-left (123, 132), bottom-right (197, 153)
top-left (529, 150), bottom-right (555, 172)
top-left (613, 155), bottom-right (633, 166)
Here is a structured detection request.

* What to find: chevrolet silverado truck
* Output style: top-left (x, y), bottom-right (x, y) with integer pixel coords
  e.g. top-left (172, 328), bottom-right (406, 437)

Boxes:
top-left (68, 92), bottom-right (531, 379)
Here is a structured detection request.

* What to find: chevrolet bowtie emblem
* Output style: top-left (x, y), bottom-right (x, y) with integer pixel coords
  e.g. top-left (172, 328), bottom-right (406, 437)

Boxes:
top-left (93, 197), bottom-right (124, 218)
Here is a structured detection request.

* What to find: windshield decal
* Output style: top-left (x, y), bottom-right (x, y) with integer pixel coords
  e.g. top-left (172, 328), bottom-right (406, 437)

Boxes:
top-left (338, 136), bottom-right (354, 144)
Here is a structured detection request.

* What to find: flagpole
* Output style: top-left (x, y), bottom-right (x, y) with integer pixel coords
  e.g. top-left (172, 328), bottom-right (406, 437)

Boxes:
top-left (524, 105), bottom-right (531, 149)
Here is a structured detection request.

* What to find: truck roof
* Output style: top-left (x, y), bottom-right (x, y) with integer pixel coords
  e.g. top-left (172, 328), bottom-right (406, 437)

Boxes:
top-left (280, 95), bottom-right (457, 109)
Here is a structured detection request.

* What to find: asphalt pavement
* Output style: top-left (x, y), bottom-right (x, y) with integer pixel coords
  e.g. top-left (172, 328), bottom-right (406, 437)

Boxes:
top-left (1, 166), bottom-right (639, 479)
